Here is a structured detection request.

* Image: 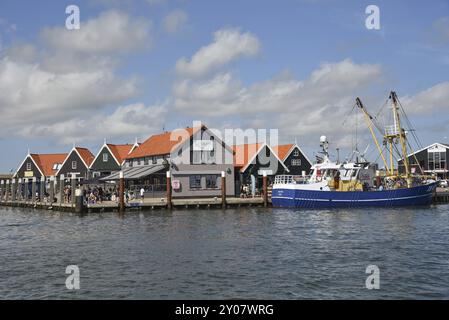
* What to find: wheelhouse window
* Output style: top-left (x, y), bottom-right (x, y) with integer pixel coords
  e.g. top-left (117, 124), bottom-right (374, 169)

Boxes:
top-left (189, 175), bottom-right (202, 189)
top-left (103, 153), bottom-right (108, 162)
top-left (72, 161), bottom-right (77, 170)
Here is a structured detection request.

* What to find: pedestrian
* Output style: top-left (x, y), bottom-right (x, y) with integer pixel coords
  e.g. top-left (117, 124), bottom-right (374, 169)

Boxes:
top-left (140, 187), bottom-right (145, 202)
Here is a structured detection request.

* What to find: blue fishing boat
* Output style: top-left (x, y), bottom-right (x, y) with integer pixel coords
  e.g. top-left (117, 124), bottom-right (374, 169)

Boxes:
top-left (272, 92), bottom-right (437, 209)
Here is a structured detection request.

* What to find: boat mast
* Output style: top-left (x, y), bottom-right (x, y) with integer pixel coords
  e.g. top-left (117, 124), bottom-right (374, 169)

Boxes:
top-left (389, 91), bottom-right (412, 187)
top-left (355, 98), bottom-right (389, 171)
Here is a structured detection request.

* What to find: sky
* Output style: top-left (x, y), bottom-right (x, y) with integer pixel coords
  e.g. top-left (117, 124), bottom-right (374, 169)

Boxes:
top-left (0, 0), bottom-right (448, 172)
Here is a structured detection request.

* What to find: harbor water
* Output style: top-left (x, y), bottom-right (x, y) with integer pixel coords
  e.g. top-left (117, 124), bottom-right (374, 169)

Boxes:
top-left (1, 205), bottom-right (449, 299)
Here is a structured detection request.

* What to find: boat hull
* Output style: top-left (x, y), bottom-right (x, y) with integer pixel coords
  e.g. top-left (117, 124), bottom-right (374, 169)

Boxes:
top-left (271, 182), bottom-right (437, 208)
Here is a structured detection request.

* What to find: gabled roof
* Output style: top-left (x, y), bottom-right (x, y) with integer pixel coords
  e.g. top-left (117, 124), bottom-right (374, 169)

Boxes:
top-left (126, 125), bottom-right (234, 160)
top-left (75, 147), bottom-right (95, 167)
top-left (273, 143), bottom-right (313, 165)
top-left (233, 143), bottom-right (264, 169)
top-left (233, 143), bottom-right (289, 173)
top-left (31, 154), bottom-right (68, 177)
top-left (91, 143), bottom-right (136, 167)
top-left (400, 142), bottom-right (449, 161)
top-left (56, 147), bottom-right (94, 175)
top-left (14, 152), bottom-right (67, 178)
top-left (126, 127), bottom-right (196, 159)
top-left (107, 144), bottom-right (136, 165)
top-left (274, 144), bottom-right (294, 161)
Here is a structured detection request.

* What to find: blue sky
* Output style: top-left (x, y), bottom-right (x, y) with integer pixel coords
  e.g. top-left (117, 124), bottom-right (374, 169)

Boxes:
top-left (0, 0), bottom-right (448, 172)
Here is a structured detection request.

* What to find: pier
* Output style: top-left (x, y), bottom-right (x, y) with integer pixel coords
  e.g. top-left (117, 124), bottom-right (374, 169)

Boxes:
top-left (434, 188), bottom-right (449, 204)
top-left (0, 197), bottom-right (270, 213)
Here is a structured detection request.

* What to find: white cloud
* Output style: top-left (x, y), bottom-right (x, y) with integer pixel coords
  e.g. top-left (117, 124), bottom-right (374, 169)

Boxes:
top-left (175, 28), bottom-right (261, 77)
top-left (172, 59), bottom-right (383, 148)
top-left (41, 10), bottom-right (152, 54)
top-left (20, 103), bottom-right (168, 144)
top-left (0, 58), bottom-right (138, 129)
top-left (0, 10), bottom-right (166, 144)
top-left (163, 10), bottom-right (188, 34)
top-left (401, 82), bottom-right (449, 115)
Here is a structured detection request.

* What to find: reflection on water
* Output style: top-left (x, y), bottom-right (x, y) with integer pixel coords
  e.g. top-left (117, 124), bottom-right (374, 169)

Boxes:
top-left (1, 205), bottom-right (449, 299)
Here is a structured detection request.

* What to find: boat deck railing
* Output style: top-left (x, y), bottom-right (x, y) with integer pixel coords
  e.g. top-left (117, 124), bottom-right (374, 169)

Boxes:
top-left (274, 175), bottom-right (311, 185)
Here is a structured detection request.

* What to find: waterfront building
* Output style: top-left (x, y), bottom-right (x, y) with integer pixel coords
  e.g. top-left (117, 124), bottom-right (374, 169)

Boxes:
top-left (90, 141), bottom-right (139, 179)
top-left (398, 142), bottom-right (449, 179)
top-left (14, 152), bottom-right (67, 182)
top-left (275, 143), bottom-right (313, 176)
top-left (233, 143), bottom-right (289, 196)
top-left (55, 147), bottom-right (95, 182)
top-left (103, 125), bottom-right (235, 198)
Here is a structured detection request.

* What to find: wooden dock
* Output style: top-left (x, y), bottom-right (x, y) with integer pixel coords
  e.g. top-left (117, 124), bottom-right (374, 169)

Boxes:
top-left (434, 188), bottom-right (449, 204)
top-left (0, 197), bottom-right (270, 213)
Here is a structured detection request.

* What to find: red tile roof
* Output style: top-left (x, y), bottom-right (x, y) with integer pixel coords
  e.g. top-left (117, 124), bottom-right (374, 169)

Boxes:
top-left (233, 143), bottom-right (264, 169)
top-left (126, 127), bottom-right (197, 159)
top-left (233, 143), bottom-right (294, 172)
top-left (30, 154), bottom-right (67, 177)
top-left (274, 144), bottom-right (294, 161)
top-left (107, 144), bottom-right (135, 165)
top-left (75, 147), bottom-right (95, 167)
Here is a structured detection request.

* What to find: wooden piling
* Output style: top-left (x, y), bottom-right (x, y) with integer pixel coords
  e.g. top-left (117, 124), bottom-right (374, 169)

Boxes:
top-left (11, 179), bottom-right (16, 202)
top-left (5, 180), bottom-right (9, 202)
top-left (221, 171), bottom-right (226, 209)
top-left (49, 176), bottom-right (55, 204)
top-left (18, 178), bottom-right (22, 201)
top-left (0, 180), bottom-right (4, 203)
top-left (59, 174), bottom-right (64, 205)
top-left (119, 171), bottom-right (125, 213)
top-left (71, 174), bottom-right (76, 206)
top-left (166, 171), bottom-right (172, 210)
top-left (40, 178), bottom-right (45, 203)
top-left (32, 177), bottom-right (36, 204)
top-left (262, 170), bottom-right (268, 208)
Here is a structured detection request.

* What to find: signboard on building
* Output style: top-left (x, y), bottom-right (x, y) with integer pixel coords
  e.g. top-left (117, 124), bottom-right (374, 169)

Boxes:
top-left (24, 171), bottom-right (34, 177)
top-left (172, 180), bottom-right (181, 190)
top-left (193, 140), bottom-right (213, 151)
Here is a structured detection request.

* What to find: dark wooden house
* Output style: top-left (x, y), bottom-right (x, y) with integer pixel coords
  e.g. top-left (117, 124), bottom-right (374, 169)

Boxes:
top-left (55, 147), bottom-right (94, 181)
top-left (233, 143), bottom-right (289, 196)
top-left (90, 142), bottom-right (138, 178)
top-left (275, 143), bottom-right (313, 176)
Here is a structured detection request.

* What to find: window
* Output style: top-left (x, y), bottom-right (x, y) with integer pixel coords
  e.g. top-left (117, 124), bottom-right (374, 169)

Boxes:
top-left (189, 175), bottom-right (202, 189)
top-left (103, 153), bottom-right (108, 162)
top-left (152, 157), bottom-right (157, 165)
top-left (428, 151), bottom-right (446, 171)
top-left (193, 151), bottom-right (202, 164)
top-left (291, 159), bottom-right (301, 166)
top-left (205, 175), bottom-right (218, 189)
top-left (293, 149), bottom-right (300, 157)
top-left (72, 161), bottom-right (77, 170)
top-left (26, 162), bottom-right (31, 171)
